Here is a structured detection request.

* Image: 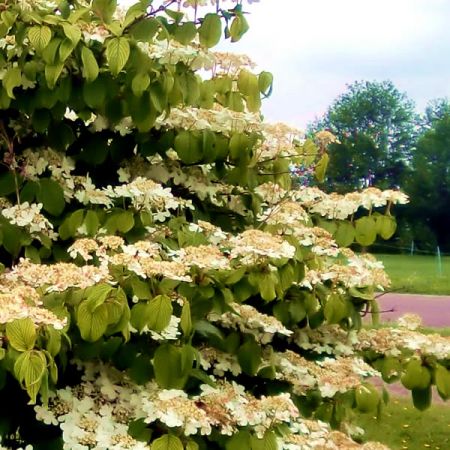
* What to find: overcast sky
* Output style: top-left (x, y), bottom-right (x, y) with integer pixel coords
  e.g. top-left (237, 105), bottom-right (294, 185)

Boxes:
top-left (217, 0), bottom-right (450, 128)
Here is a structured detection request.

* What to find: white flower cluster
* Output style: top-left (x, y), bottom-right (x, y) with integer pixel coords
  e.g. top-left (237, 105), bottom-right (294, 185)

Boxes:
top-left (208, 302), bottom-right (292, 343)
top-left (1, 202), bottom-right (58, 241)
top-left (229, 229), bottom-right (295, 264)
top-left (171, 245), bottom-right (231, 270)
top-left (34, 362), bottom-right (298, 440)
top-left (3, 258), bottom-right (111, 293)
top-left (30, 359), bottom-right (388, 449)
top-left (138, 40), bottom-right (215, 70)
top-left (155, 105), bottom-right (261, 135)
top-left (0, 282), bottom-right (66, 329)
top-left (295, 322), bottom-right (450, 361)
top-left (104, 177), bottom-right (186, 221)
top-left (299, 250), bottom-right (390, 291)
top-left (296, 186), bottom-right (409, 220)
top-left (257, 122), bottom-right (305, 161)
top-left (21, 148), bottom-right (75, 182)
top-left (275, 351), bottom-right (380, 398)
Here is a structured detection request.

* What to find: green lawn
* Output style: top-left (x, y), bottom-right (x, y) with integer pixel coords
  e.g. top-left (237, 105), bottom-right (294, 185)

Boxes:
top-left (376, 254), bottom-right (450, 295)
top-left (354, 397), bottom-right (450, 450)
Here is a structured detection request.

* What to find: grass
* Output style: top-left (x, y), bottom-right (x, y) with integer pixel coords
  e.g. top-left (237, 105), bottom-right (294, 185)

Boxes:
top-left (376, 254), bottom-right (450, 295)
top-left (354, 396), bottom-right (450, 450)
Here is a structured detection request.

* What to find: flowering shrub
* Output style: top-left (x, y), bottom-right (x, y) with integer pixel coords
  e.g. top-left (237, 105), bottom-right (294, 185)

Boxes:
top-left (0, 1), bottom-right (447, 449)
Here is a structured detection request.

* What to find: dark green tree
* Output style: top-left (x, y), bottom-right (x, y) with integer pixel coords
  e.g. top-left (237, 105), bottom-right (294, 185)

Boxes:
top-left (402, 114), bottom-right (450, 251)
top-left (310, 80), bottom-right (418, 191)
top-left (423, 97), bottom-right (450, 127)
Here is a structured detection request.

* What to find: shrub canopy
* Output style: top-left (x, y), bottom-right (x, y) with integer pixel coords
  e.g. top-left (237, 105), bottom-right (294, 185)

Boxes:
top-left (0, 1), bottom-right (449, 449)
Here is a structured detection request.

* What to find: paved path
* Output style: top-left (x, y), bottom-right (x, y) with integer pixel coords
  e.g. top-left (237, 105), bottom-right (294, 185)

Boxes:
top-left (371, 293), bottom-right (450, 400)
top-left (376, 293), bottom-right (450, 327)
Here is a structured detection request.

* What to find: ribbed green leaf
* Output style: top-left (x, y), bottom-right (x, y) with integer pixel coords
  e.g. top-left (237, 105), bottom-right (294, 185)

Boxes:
top-left (6, 318), bottom-right (36, 352)
top-left (106, 37), bottom-right (130, 76)
top-left (28, 25), bottom-right (52, 52)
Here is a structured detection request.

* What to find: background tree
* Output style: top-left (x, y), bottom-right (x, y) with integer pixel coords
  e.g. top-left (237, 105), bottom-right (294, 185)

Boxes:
top-left (422, 97), bottom-right (450, 128)
top-left (402, 114), bottom-right (450, 251)
top-left (310, 80), bottom-right (418, 191)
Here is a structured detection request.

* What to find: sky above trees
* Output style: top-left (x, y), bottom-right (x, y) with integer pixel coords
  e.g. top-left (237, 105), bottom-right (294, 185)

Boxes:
top-left (214, 0), bottom-right (450, 128)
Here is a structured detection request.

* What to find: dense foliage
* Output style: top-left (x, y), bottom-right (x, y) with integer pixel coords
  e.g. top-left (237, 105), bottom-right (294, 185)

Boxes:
top-left (0, 1), bottom-right (450, 449)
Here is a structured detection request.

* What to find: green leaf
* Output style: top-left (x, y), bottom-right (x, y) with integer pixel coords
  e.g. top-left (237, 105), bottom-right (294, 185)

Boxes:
top-left (229, 13), bottom-right (249, 42)
top-left (174, 130), bottom-right (203, 165)
top-left (237, 339), bottom-right (262, 376)
top-left (250, 431), bottom-right (278, 450)
top-left (411, 386), bottom-right (432, 411)
top-left (150, 81), bottom-right (167, 112)
top-left (1, 11), bottom-right (18, 29)
top-left (83, 210), bottom-right (100, 236)
top-left (128, 418), bottom-right (152, 443)
top-left (180, 301), bottom-right (192, 336)
top-left (355, 216), bottom-right (377, 246)
top-left (92, 0), bottom-right (117, 24)
top-left (77, 301), bottom-right (109, 342)
top-left (106, 37), bottom-right (130, 76)
top-left (44, 326), bottom-right (62, 357)
top-left (14, 350), bottom-right (47, 404)
top-left (81, 46), bottom-right (99, 82)
top-left (132, 72), bottom-right (150, 97)
top-left (314, 152), bottom-right (329, 183)
top-left (1, 222), bottom-right (22, 257)
top-left (237, 69), bottom-right (258, 96)
top-left (130, 302), bottom-right (152, 332)
top-left (130, 277), bottom-right (152, 300)
top-left (185, 440), bottom-right (199, 450)
top-left (147, 295), bottom-right (173, 332)
top-left (115, 210), bottom-right (135, 233)
top-left (82, 78), bottom-right (107, 109)
top-left (198, 13), bottom-right (222, 48)
top-left (28, 25), bottom-right (52, 52)
top-left (85, 284), bottom-right (115, 311)
top-left (58, 38), bottom-right (76, 62)
top-left (130, 18), bottom-right (160, 42)
top-left (258, 71), bottom-right (273, 96)
top-left (174, 21), bottom-right (197, 45)
top-left (354, 383), bottom-right (380, 413)
top-left (42, 38), bottom-right (62, 65)
top-left (435, 365), bottom-right (450, 400)
top-left (25, 246), bottom-right (41, 263)
top-left (334, 221), bottom-right (355, 247)
top-left (153, 344), bottom-right (193, 389)
top-left (62, 22), bottom-right (81, 43)
top-left (58, 209), bottom-right (85, 240)
top-left (3, 67), bottom-right (22, 99)
top-left (226, 431), bottom-right (251, 450)
top-left (45, 63), bottom-right (65, 89)
top-left (376, 215), bottom-right (397, 240)
top-left (123, 3), bottom-right (145, 29)
top-left (0, 171), bottom-right (18, 196)
top-left (151, 434), bottom-right (183, 450)
top-left (6, 318), bottom-right (37, 352)
top-left (401, 359), bottom-right (431, 390)
top-left (324, 292), bottom-right (349, 324)
top-left (37, 178), bottom-right (65, 216)
top-left (229, 132), bottom-right (250, 162)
